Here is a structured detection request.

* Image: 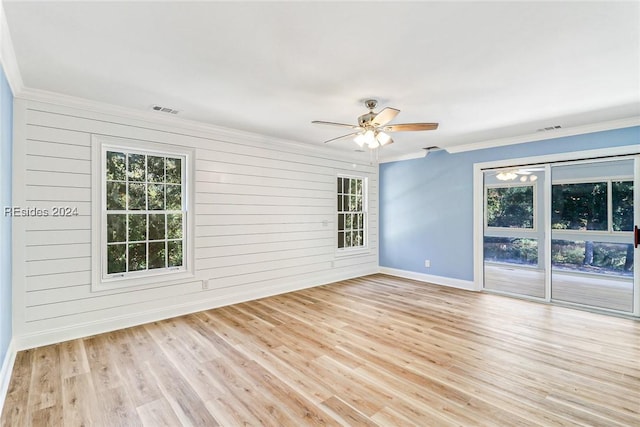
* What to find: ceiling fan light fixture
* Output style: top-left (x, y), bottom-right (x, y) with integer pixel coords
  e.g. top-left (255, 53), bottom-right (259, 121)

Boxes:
top-left (313, 99), bottom-right (439, 151)
top-left (496, 171), bottom-right (518, 181)
top-left (363, 129), bottom-right (379, 149)
top-left (353, 133), bottom-right (367, 147)
top-left (376, 131), bottom-right (392, 146)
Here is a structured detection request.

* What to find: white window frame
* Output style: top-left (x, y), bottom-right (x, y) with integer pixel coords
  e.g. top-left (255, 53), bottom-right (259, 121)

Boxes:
top-left (91, 135), bottom-right (195, 292)
top-left (336, 174), bottom-right (368, 255)
top-left (550, 175), bottom-right (634, 236)
top-left (484, 182), bottom-right (538, 232)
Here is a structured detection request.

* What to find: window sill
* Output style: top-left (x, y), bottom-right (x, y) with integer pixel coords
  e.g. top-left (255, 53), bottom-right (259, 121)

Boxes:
top-left (91, 269), bottom-right (195, 292)
top-left (335, 247), bottom-right (371, 258)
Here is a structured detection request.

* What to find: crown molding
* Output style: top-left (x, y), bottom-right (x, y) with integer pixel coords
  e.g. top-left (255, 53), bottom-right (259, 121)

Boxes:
top-left (0, 1), bottom-right (24, 94)
top-left (445, 116), bottom-right (640, 154)
top-left (17, 86), bottom-right (372, 164)
top-left (14, 85), bottom-right (640, 164)
top-left (336, 116), bottom-right (640, 163)
top-left (378, 150), bottom-right (427, 164)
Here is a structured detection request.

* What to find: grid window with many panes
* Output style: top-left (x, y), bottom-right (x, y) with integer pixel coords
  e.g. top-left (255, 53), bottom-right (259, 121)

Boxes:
top-left (104, 150), bottom-right (185, 277)
top-left (337, 175), bottom-right (366, 249)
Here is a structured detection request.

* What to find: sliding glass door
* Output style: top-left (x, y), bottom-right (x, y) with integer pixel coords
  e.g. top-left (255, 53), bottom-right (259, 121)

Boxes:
top-left (483, 165), bottom-right (546, 298)
top-left (550, 159), bottom-right (635, 312)
top-left (482, 156), bottom-right (638, 316)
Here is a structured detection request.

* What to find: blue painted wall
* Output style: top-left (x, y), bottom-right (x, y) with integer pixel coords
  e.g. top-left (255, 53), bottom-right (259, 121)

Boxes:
top-left (379, 126), bottom-right (640, 281)
top-left (0, 65), bottom-right (13, 364)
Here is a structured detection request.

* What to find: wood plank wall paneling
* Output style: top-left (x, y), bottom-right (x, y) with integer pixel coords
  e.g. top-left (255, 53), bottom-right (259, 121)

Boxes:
top-left (13, 99), bottom-right (379, 345)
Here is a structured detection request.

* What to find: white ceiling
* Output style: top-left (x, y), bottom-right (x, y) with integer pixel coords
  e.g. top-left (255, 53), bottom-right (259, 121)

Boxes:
top-left (4, 1), bottom-right (640, 160)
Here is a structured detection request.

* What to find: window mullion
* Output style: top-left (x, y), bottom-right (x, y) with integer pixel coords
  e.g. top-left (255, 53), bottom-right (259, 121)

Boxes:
top-left (125, 153), bottom-right (130, 273)
top-left (144, 155), bottom-right (149, 271)
top-left (607, 179), bottom-right (613, 233)
top-left (164, 156), bottom-right (168, 269)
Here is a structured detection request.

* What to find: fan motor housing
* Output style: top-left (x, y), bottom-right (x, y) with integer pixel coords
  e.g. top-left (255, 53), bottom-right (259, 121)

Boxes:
top-left (358, 112), bottom-right (377, 127)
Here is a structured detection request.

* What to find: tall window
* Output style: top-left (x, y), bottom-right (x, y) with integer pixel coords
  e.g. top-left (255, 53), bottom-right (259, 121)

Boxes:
top-left (337, 175), bottom-right (366, 249)
top-left (103, 148), bottom-right (186, 279)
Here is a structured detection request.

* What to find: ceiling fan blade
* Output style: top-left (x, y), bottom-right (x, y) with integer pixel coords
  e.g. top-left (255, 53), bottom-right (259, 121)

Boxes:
top-left (383, 123), bottom-right (439, 132)
top-left (371, 107), bottom-right (400, 126)
top-left (312, 120), bottom-right (361, 130)
top-left (323, 132), bottom-right (360, 144)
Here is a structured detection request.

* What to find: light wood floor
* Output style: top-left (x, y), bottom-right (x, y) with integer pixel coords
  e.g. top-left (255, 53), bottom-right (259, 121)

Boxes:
top-left (2, 274), bottom-right (639, 426)
top-left (485, 264), bottom-right (634, 312)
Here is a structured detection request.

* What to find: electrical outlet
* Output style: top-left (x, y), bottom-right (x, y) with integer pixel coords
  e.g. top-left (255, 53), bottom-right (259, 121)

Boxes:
top-left (424, 260), bottom-right (431, 268)
top-left (202, 280), bottom-right (209, 290)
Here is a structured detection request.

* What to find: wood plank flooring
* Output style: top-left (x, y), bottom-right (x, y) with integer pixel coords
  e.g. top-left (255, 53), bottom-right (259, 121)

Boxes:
top-left (2, 274), bottom-right (639, 426)
top-left (485, 264), bottom-right (634, 312)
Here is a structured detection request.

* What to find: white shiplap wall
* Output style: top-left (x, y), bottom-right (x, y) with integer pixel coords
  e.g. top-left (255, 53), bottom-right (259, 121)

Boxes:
top-left (12, 97), bottom-right (378, 349)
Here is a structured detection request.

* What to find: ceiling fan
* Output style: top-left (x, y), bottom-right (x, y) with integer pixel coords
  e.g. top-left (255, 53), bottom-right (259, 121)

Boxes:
top-left (312, 99), bottom-right (439, 149)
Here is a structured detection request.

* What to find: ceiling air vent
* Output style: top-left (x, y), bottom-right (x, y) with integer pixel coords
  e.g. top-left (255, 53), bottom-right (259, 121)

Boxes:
top-left (151, 105), bottom-right (180, 115)
top-left (536, 125), bottom-right (562, 132)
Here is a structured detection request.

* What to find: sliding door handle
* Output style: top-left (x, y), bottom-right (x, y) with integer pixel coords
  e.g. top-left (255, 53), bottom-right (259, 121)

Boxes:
top-left (635, 225), bottom-right (639, 248)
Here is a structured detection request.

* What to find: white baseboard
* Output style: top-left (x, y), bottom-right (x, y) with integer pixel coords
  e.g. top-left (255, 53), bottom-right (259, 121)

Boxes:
top-left (0, 338), bottom-right (17, 416)
top-left (14, 267), bottom-right (377, 351)
top-left (379, 267), bottom-right (478, 291)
